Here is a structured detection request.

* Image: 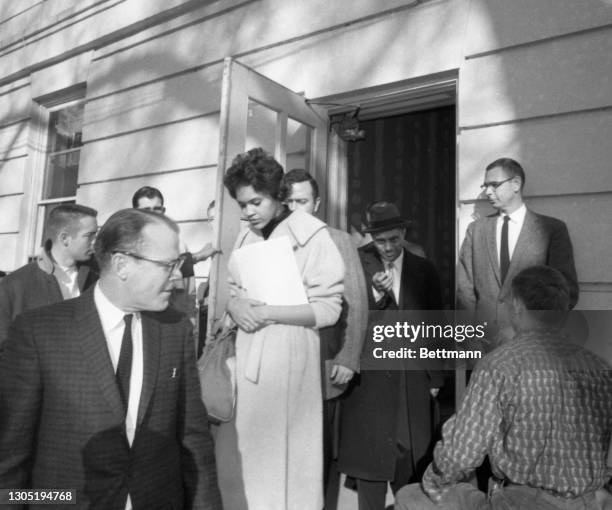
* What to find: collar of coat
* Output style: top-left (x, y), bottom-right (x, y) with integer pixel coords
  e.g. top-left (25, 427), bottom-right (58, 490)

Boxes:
top-left (36, 246), bottom-right (58, 275)
top-left (36, 245), bottom-right (93, 277)
top-left (237, 209), bottom-right (328, 248)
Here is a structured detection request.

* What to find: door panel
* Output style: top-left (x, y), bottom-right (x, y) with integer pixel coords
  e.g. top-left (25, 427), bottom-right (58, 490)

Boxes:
top-left (208, 58), bottom-right (328, 330)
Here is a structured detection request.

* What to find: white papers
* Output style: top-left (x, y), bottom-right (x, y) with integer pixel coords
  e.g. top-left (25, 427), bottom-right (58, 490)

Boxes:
top-left (232, 236), bottom-right (308, 305)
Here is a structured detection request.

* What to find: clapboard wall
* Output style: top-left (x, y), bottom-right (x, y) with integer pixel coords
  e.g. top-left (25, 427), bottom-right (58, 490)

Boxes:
top-left (0, 0), bottom-right (610, 307)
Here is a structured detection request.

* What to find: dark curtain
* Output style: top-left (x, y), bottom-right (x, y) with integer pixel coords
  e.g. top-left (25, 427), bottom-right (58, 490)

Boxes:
top-left (347, 105), bottom-right (456, 308)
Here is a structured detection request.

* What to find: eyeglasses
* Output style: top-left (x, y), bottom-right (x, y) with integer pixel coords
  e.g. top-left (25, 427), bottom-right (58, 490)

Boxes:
top-left (480, 177), bottom-right (514, 191)
top-left (113, 250), bottom-right (186, 273)
top-left (140, 206), bottom-right (166, 214)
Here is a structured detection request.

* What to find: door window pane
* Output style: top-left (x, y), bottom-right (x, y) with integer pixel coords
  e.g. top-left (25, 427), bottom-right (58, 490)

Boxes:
top-left (286, 117), bottom-right (312, 172)
top-left (246, 100), bottom-right (278, 154)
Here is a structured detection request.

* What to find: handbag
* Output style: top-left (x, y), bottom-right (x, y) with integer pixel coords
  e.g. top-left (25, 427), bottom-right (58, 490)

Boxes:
top-left (197, 319), bottom-right (237, 423)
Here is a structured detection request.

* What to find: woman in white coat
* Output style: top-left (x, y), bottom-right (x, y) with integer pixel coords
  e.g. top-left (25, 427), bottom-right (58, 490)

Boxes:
top-left (216, 148), bottom-right (345, 510)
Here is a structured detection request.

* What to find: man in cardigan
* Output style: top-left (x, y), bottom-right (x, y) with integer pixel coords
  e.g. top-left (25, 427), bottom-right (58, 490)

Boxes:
top-left (0, 208), bottom-right (222, 509)
top-left (282, 169), bottom-right (369, 503)
top-left (0, 203), bottom-right (98, 349)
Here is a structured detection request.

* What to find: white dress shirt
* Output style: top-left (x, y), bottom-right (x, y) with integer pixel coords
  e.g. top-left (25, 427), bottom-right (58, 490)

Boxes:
top-left (55, 264), bottom-right (80, 299)
top-left (93, 284), bottom-right (144, 510)
top-left (496, 204), bottom-right (527, 264)
top-left (372, 250), bottom-right (404, 304)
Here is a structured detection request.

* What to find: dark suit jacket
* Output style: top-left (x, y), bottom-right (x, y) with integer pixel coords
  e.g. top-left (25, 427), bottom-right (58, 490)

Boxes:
top-left (0, 289), bottom-right (221, 510)
top-left (0, 255), bottom-right (97, 349)
top-left (457, 208), bottom-right (578, 328)
top-left (338, 244), bottom-right (443, 481)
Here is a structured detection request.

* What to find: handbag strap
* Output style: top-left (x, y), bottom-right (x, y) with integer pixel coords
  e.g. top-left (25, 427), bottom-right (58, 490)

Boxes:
top-left (208, 311), bottom-right (237, 344)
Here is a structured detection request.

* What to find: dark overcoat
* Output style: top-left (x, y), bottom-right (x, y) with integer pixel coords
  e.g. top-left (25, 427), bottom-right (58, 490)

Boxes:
top-left (338, 243), bottom-right (444, 481)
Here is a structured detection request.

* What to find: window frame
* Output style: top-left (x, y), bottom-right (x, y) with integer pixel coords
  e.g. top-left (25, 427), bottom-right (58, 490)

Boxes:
top-left (18, 85), bottom-right (86, 263)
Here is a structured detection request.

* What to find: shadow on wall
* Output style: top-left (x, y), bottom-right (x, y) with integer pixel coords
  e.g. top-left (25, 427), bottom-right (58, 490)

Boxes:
top-left (459, 1), bottom-right (612, 309)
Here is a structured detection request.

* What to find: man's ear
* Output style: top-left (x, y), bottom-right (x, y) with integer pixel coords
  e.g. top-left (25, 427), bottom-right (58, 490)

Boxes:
top-left (58, 230), bottom-right (71, 246)
top-left (112, 253), bottom-right (130, 281)
top-left (314, 197), bottom-right (321, 214)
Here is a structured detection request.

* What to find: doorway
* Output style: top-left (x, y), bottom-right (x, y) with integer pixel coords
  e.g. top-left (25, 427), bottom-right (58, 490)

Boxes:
top-left (344, 102), bottom-right (457, 428)
top-left (323, 89), bottom-right (457, 510)
top-left (346, 105), bottom-right (456, 308)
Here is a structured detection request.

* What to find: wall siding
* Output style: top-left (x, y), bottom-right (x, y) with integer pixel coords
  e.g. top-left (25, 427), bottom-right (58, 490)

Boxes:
top-left (0, 0), bottom-right (610, 308)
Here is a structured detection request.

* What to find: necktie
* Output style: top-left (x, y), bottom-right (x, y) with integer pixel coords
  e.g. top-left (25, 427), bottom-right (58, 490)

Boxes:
top-left (500, 215), bottom-right (510, 283)
top-left (385, 261), bottom-right (394, 283)
top-left (385, 261), bottom-right (397, 303)
top-left (116, 314), bottom-right (133, 416)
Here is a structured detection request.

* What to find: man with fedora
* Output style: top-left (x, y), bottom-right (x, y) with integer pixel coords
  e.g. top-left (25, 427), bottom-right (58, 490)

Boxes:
top-left (338, 201), bottom-right (444, 510)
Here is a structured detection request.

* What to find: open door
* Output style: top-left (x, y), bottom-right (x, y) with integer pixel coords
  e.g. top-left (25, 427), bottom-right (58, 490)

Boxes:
top-left (207, 57), bottom-right (329, 331)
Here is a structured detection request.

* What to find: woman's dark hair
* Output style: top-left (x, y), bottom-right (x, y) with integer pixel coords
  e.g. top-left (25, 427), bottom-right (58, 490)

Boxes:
top-left (223, 148), bottom-right (284, 199)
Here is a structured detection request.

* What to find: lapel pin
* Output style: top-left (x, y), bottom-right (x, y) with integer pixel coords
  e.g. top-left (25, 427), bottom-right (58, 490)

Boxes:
top-left (171, 368), bottom-right (177, 378)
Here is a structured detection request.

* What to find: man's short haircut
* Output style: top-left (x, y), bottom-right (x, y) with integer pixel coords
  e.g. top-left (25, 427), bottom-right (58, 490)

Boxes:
top-left (132, 186), bottom-right (165, 208)
top-left (486, 157), bottom-right (526, 190)
top-left (94, 208), bottom-right (179, 272)
top-left (280, 168), bottom-right (319, 202)
top-left (46, 204), bottom-right (98, 242)
top-left (223, 147), bottom-right (284, 200)
top-left (511, 265), bottom-right (570, 326)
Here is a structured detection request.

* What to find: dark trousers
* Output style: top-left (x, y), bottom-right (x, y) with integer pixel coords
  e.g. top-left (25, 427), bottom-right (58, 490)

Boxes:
top-left (323, 399), bottom-right (342, 510)
top-left (355, 444), bottom-right (416, 510)
top-left (323, 399), bottom-right (338, 492)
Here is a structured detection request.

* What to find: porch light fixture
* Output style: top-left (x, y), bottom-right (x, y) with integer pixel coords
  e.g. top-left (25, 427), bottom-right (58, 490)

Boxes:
top-left (330, 107), bottom-right (366, 142)
top-left (305, 99), bottom-right (366, 142)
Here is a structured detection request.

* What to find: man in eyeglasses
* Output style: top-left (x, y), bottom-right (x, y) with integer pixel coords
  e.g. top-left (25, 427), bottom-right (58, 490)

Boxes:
top-left (0, 208), bottom-right (222, 509)
top-left (457, 157), bottom-right (578, 347)
top-left (132, 186), bottom-right (220, 325)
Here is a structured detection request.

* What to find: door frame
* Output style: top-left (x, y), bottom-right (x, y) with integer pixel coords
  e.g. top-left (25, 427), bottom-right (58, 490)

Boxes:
top-left (315, 73), bottom-right (457, 230)
top-left (208, 57), bottom-right (329, 332)
top-left (313, 74), bottom-right (465, 402)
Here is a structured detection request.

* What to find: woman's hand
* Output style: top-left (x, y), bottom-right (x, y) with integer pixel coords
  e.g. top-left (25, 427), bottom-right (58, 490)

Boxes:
top-left (227, 297), bottom-right (270, 333)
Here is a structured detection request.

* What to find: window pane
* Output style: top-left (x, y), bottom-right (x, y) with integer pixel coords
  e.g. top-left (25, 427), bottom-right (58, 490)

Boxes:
top-left (43, 150), bottom-right (80, 199)
top-left (286, 118), bottom-right (312, 172)
top-left (47, 103), bottom-right (84, 153)
top-left (246, 100), bottom-right (278, 154)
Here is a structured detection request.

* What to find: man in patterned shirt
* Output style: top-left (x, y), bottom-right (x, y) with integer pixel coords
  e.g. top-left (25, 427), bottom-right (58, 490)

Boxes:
top-left (396, 265), bottom-right (612, 509)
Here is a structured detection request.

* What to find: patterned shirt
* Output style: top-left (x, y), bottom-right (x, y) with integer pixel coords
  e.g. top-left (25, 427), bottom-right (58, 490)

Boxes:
top-left (423, 329), bottom-right (612, 502)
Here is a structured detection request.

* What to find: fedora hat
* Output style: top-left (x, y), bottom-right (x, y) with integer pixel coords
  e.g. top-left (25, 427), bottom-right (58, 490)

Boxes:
top-left (363, 202), bottom-right (410, 234)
